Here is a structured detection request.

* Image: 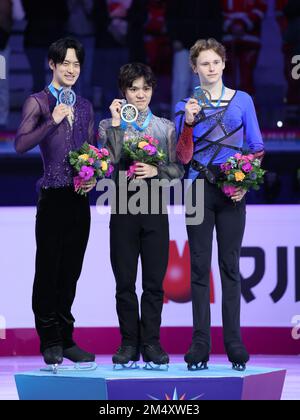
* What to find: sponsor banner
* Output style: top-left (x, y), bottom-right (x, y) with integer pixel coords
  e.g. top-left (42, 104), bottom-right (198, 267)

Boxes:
top-left (0, 206), bottom-right (299, 329)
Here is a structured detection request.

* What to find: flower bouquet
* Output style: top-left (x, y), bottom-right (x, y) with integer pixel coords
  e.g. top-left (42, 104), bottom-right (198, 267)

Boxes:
top-left (218, 153), bottom-right (266, 197)
top-left (122, 135), bottom-right (166, 179)
top-left (69, 142), bottom-right (114, 195)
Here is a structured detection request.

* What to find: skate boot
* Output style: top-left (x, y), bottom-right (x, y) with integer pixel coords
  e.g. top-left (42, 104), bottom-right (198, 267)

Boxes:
top-left (142, 344), bottom-right (169, 371)
top-left (226, 342), bottom-right (249, 372)
top-left (112, 345), bottom-right (140, 370)
top-left (184, 342), bottom-right (210, 371)
top-left (41, 345), bottom-right (63, 374)
top-left (63, 345), bottom-right (96, 364)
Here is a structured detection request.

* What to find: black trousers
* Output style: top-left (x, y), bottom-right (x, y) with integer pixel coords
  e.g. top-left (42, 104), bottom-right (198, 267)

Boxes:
top-left (110, 212), bottom-right (169, 346)
top-left (187, 179), bottom-right (246, 349)
top-left (32, 188), bottom-right (91, 352)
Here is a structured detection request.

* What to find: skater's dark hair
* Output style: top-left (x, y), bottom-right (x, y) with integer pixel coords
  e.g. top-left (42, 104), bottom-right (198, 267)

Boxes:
top-left (118, 63), bottom-right (157, 95)
top-left (48, 37), bottom-right (85, 66)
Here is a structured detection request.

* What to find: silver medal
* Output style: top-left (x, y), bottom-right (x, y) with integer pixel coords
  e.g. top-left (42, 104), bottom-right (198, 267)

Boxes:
top-left (59, 88), bottom-right (77, 107)
top-left (121, 102), bottom-right (138, 124)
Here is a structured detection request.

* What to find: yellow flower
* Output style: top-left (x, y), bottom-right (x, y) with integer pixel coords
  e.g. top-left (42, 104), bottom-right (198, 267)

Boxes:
top-left (138, 141), bottom-right (148, 149)
top-left (101, 161), bottom-right (108, 171)
top-left (235, 171), bottom-right (246, 182)
top-left (79, 154), bottom-right (89, 161)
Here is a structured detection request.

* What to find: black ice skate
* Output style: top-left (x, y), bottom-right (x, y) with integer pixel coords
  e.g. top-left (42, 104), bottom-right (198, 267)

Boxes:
top-left (112, 345), bottom-right (140, 370)
top-left (226, 342), bottom-right (249, 372)
top-left (184, 342), bottom-right (210, 371)
top-left (41, 345), bottom-right (97, 374)
top-left (142, 344), bottom-right (169, 371)
top-left (41, 345), bottom-right (63, 374)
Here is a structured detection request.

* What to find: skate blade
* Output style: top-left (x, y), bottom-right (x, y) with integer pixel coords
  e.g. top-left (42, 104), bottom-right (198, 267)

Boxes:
top-left (40, 364), bottom-right (60, 374)
top-left (187, 362), bottom-right (208, 371)
top-left (143, 362), bottom-right (169, 371)
top-left (40, 362), bottom-right (98, 374)
top-left (232, 363), bottom-right (246, 372)
top-left (113, 362), bottom-right (140, 371)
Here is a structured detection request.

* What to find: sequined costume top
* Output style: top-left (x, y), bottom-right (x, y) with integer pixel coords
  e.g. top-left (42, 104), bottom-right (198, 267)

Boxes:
top-left (15, 87), bottom-right (95, 189)
top-left (99, 109), bottom-right (184, 181)
top-left (175, 90), bottom-right (265, 182)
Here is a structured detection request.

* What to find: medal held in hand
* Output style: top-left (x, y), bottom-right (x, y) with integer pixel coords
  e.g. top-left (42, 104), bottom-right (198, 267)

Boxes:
top-left (59, 88), bottom-right (77, 107)
top-left (193, 86), bottom-right (212, 107)
top-left (192, 86), bottom-right (212, 123)
top-left (120, 101), bottom-right (138, 124)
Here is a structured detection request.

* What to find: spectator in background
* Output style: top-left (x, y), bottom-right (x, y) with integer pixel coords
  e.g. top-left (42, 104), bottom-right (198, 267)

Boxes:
top-left (280, 0), bottom-right (300, 125)
top-left (0, 0), bottom-right (12, 130)
top-left (67, 0), bottom-right (95, 101)
top-left (166, 0), bottom-right (223, 115)
top-left (92, 0), bottom-right (147, 115)
top-left (222, 0), bottom-right (267, 96)
top-left (22, 0), bottom-right (69, 93)
top-left (144, 0), bottom-right (172, 116)
top-left (0, 0), bottom-right (24, 130)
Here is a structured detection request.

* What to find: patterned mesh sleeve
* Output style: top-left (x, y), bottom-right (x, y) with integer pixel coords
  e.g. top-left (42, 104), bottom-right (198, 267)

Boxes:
top-left (87, 103), bottom-right (96, 146)
top-left (15, 96), bottom-right (58, 154)
top-left (98, 119), bottom-right (124, 164)
top-left (176, 123), bottom-right (194, 164)
top-left (157, 121), bottom-right (185, 180)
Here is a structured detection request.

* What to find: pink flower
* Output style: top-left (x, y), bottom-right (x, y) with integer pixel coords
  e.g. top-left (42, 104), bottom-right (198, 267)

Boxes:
top-left (247, 154), bottom-right (255, 161)
top-left (144, 135), bottom-right (159, 145)
top-left (222, 185), bottom-right (237, 197)
top-left (242, 162), bottom-right (253, 173)
top-left (88, 158), bottom-right (95, 165)
top-left (234, 153), bottom-right (243, 160)
top-left (89, 145), bottom-right (103, 159)
top-left (127, 163), bottom-right (138, 179)
top-left (100, 148), bottom-right (109, 157)
top-left (74, 176), bottom-right (84, 192)
top-left (79, 165), bottom-right (94, 181)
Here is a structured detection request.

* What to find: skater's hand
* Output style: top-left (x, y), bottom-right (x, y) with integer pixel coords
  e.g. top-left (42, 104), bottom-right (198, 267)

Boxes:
top-left (52, 104), bottom-right (71, 124)
top-left (81, 178), bottom-right (97, 194)
top-left (185, 99), bottom-right (201, 125)
top-left (231, 187), bottom-right (247, 202)
top-left (134, 163), bottom-right (158, 179)
top-left (110, 99), bottom-right (123, 127)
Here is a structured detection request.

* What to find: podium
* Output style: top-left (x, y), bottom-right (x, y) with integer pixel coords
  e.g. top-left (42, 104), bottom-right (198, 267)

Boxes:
top-left (15, 363), bottom-right (286, 401)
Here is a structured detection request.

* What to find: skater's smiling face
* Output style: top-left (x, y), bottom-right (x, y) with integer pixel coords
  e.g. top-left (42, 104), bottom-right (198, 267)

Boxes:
top-left (124, 77), bottom-right (153, 112)
top-left (193, 49), bottom-right (225, 86)
top-left (49, 48), bottom-right (81, 88)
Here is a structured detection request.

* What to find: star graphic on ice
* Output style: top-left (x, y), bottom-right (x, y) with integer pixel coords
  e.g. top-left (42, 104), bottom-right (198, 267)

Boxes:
top-left (148, 387), bottom-right (204, 400)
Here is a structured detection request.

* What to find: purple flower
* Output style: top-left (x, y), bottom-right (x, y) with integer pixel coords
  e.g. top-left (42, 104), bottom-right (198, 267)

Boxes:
top-left (222, 185), bottom-right (237, 197)
top-left (79, 165), bottom-right (94, 181)
top-left (242, 162), bottom-right (253, 173)
top-left (221, 163), bottom-right (232, 172)
top-left (106, 164), bottom-right (114, 178)
top-left (250, 172), bottom-right (257, 180)
top-left (144, 144), bottom-right (157, 156)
